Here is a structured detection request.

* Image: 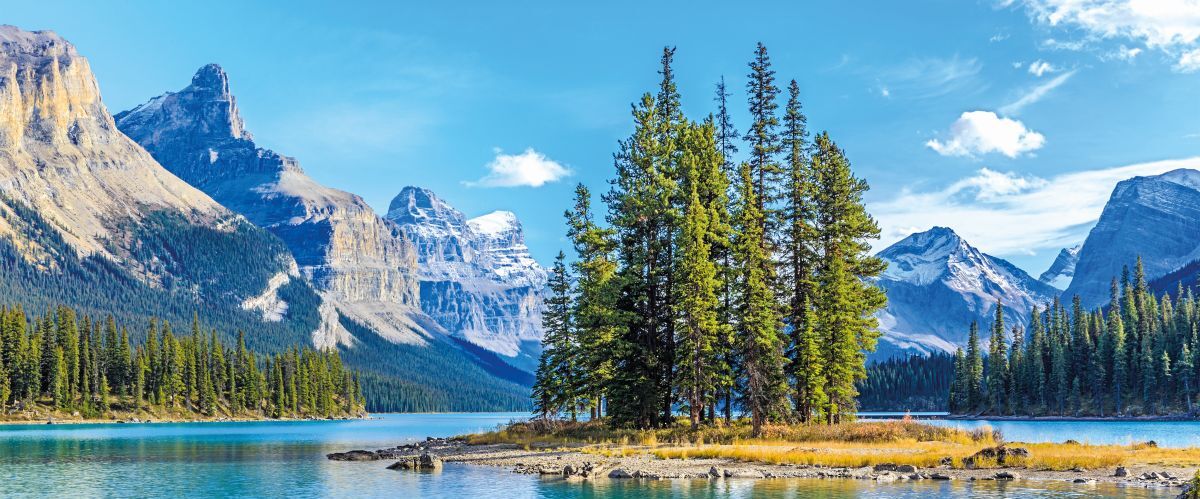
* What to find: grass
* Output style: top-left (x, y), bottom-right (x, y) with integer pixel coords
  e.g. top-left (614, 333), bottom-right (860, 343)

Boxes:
top-left (464, 418), bottom-right (1200, 471)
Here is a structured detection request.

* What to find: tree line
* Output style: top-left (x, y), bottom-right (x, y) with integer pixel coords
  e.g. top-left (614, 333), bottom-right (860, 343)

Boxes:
top-left (856, 353), bottom-right (953, 412)
top-left (532, 43), bottom-right (886, 434)
top-left (950, 258), bottom-right (1200, 416)
top-left (0, 304), bottom-right (364, 419)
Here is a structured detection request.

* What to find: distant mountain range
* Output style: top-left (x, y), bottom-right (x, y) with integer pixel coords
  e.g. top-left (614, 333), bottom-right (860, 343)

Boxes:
top-left (0, 25), bottom-right (543, 411)
top-left (876, 169), bottom-right (1200, 358)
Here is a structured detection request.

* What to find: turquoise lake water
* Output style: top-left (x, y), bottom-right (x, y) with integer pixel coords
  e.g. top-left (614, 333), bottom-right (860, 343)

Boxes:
top-left (0, 413), bottom-right (1186, 498)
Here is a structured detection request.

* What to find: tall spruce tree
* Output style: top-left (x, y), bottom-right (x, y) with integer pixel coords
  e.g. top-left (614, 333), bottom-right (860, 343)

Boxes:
top-left (810, 132), bottom-right (887, 423)
top-left (733, 162), bottom-right (790, 435)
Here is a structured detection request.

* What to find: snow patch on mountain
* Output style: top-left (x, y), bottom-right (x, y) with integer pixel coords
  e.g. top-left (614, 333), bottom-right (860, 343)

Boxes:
top-left (874, 227), bottom-right (1058, 358)
top-left (1038, 245), bottom-right (1081, 290)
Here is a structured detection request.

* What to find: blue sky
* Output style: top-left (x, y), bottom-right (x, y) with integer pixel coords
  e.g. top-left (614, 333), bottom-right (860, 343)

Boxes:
top-left (7, 0), bottom-right (1200, 274)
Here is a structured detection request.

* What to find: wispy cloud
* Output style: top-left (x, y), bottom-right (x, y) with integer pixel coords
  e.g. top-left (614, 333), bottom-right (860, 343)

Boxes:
top-left (876, 55), bottom-right (985, 99)
top-left (465, 148), bottom-right (572, 188)
top-left (926, 111), bottom-right (1045, 158)
top-left (999, 69), bottom-right (1076, 115)
top-left (871, 157), bottom-right (1200, 257)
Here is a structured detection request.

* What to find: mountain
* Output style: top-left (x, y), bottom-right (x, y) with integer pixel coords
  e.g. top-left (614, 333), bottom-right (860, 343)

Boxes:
top-left (1063, 169), bottom-right (1200, 308)
top-left (114, 64), bottom-right (429, 349)
top-left (0, 26), bottom-right (320, 350)
top-left (874, 227), bottom-right (1058, 359)
top-left (115, 62), bottom-right (537, 409)
top-left (387, 187), bottom-right (547, 372)
top-left (1038, 245), bottom-right (1081, 290)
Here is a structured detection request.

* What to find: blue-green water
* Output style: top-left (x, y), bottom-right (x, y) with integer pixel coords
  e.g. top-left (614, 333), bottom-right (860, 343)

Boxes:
top-left (0, 413), bottom-right (1184, 498)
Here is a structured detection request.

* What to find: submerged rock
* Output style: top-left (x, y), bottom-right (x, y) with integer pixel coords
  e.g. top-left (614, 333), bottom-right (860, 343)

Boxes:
top-left (326, 450), bottom-right (380, 461)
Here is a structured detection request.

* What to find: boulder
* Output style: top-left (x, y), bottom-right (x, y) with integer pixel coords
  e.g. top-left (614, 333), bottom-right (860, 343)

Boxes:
top-left (930, 473), bottom-right (954, 480)
top-left (723, 469), bottom-right (765, 479)
top-left (963, 446), bottom-right (1030, 468)
top-left (993, 471), bottom-right (1021, 480)
top-left (387, 453), bottom-right (442, 471)
top-left (896, 464), bottom-right (917, 473)
top-left (1115, 467), bottom-right (1128, 477)
top-left (1073, 478), bottom-right (1097, 484)
top-left (326, 450), bottom-right (379, 461)
top-left (708, 467), bottom-right (721, 478)
top-left (873, 463), bottom-right (898, 472)
top-left (608, 469), bottom-right (633, 479)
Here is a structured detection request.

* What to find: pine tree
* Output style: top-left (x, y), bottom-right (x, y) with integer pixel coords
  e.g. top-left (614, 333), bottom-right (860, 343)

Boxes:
top-left (965, 321), bottom-right (984, 412)
top-left (1111, 311), bottom-right (1128, 415)
top-left (733, 162), bottom-right (789, 435)
top-left (987, 304), bottom-right (1008, 414)
top-left (743, 42), bottom-right (782, 227)
top-left (810, 132), bottom-right (886, 423)
top-left (780, 79), bottom-right (818, 419)
top-left (533, 251), bottom-right (575, 419)
top-left (565, 184), bottom-right (618, 420)
top-left (674, 148), bottom-right (721, 426)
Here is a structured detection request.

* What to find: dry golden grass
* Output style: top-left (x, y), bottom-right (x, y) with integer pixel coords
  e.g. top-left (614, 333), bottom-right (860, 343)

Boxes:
top-left (463, 418), bottom-right (1200, 471)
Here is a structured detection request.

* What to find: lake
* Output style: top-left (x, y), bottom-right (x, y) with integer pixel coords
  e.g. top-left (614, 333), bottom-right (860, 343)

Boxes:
top-left (0, 413), bottom-right (1185, 498)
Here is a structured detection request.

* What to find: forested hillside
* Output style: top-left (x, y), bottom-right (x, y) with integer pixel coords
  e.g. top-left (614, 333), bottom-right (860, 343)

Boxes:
top-left (0, 304), bottom-right (363, 420)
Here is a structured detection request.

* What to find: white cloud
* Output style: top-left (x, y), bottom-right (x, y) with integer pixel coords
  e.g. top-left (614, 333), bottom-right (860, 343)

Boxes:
top-left (1042, 38), bottom-right (1087, 51)
top-left (999, 69), bottom-right (1076, 115)
top-left (1107, 44), bottom-right (1144, 60)
top-left (1013, 0), bottom-right (1200, 71)
top-left (926, 111), bottom-right (1046, 158)
top-left (871, 157), bottom-right (1200, 257)
top-left (880, 86), bottom-right (891, 98)
top-left (1176, 47), bottom-right (1200, 71)
top-left (1028, 59), bottom-right (1058, 76)
top-left (465, 148), bottom-right (571, 188)
top-left (990, 33), bottom-right (1012, 42)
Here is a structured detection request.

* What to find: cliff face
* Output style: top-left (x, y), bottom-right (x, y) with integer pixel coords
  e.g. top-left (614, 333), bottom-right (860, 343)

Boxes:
top-left (388, 187), bottom-right (546, 369)
top-left (0, 27), bottom-right (223, 258)
top-left (116, 64), bottom-right (426, 348)
top-left (0, 25), bottom-right (317, 339)
top-left (1064, 169), bottom-right (1200, 308)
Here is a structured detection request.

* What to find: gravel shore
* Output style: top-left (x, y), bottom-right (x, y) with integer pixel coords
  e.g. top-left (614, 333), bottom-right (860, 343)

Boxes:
top-left (327, 438), bottom-right (1197, 491)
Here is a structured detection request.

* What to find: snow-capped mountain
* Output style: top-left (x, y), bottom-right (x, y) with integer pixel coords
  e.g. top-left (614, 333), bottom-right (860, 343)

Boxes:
top-left (1038, 245), bottom-right (1081, 290)
top-left (0, 25), bottom-right (318, 340)
top-left (874, 227), bottom-right (1058, 358)
top-left (1064, 169), bottom-right (1200, 308)
top-left (388, 187), bottom-right (547, 371)
top-left (115, 64), bottom-right (428, 349)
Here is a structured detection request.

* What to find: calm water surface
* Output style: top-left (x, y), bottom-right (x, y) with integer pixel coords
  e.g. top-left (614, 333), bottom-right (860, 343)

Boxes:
top-left (0, 413), bottom-right (1186, 498)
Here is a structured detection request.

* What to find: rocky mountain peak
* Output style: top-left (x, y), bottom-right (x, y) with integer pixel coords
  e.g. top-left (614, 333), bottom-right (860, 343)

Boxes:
top-left (873, 226), bottom-right (1056, 359)
top-left (387, 186), bottom-right (467, 233)
top-left (114, 63), bottom-right (249, 151)
top-left (1064, 168), bottom-right (1200, 307)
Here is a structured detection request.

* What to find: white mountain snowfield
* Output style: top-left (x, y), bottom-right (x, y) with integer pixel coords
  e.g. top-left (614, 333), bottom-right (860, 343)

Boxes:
top-left (873, 227), bottom-right (1060, 358)
top-left (1038, 245), bottom-right (1081, 290)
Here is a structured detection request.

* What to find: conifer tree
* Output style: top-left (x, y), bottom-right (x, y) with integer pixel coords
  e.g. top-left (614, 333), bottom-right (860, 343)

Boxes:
top-left (965, 321), bottom-right (983, 411)
top-left (733, 162), bottom-right (789, 435)
top-left (810, 132), bottom-right (886, 422)
top-left (674, 148), bottom-right (721, 426)
top-left (987, 304), bottom-right (1008, 414)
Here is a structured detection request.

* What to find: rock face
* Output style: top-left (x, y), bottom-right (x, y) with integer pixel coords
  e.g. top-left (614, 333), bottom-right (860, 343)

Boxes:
top-left (1038, 245), bottom-right (1081, 290)
top-left (0, 26), bottom-right (312, 333)
top-left (387, 187), bottom-right (546, 369)
top-left (116, 64), bottom-right (428, 348)
top-left (874, 227), bottom-right (1058, 358)
top-left (0, 27), bottom-right (221, 256)
top-left (1064, 169), bottom-right (1200, 308)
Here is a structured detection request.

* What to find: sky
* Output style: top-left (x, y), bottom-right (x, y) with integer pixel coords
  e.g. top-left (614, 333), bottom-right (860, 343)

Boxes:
top-left (6, 0), bottom-right (1200, 275)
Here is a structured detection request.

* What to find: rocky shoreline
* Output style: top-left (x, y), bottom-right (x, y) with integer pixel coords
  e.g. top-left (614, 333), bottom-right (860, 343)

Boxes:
top-left (327, 438), bottom-right (1198, 492)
